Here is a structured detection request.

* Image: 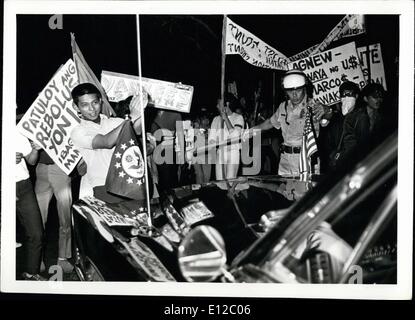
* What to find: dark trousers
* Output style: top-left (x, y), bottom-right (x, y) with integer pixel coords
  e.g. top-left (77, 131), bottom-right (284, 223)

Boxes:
top-left (16, 179), bottom-right (44, 275)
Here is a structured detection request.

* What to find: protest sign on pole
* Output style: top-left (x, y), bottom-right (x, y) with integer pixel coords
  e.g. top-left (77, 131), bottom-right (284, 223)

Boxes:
top-left (225, 17), bottom-right (288, 70)
top-left (17, 59), bottom-right (81, 175)
top-left (357, 43), bottom-right (387, 90)
top-left (288, 42), bottom-right (366, 106)
top-left (288, 15), bottom-right (366, 62)
top-left (101, 70), bottom-right (194, 113)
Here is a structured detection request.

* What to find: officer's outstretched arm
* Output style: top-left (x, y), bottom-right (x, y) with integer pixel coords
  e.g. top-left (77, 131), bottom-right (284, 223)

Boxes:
top-left (253, 118), bottom-right (274, 131)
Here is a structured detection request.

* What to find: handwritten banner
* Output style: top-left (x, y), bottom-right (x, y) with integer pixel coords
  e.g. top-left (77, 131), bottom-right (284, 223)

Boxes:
top-left (225, 17), bottom-right (288, 70)
top-left (288, 44), bottom-right (321, 62)
top-left (101, 71), bottom-right (194, 113)
top-left (289, 42), bottom-right (366, 106)
top-left (17, 59), bottom-right (81, 175)
top-left (311, 15), bottom-right (366, 55)
top-left (357, 43), bottom-right (387, 90)
top-left (288, 15), bottom-right (366, 62)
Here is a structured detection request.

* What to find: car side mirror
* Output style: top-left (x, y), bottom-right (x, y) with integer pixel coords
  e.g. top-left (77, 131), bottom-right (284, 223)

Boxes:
top-left (178, 225), bottom-right (227, 282)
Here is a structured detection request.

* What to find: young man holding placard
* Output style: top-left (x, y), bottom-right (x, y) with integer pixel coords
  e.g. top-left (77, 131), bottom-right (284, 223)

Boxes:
top-left (70, 83), bottom-right (146, 198)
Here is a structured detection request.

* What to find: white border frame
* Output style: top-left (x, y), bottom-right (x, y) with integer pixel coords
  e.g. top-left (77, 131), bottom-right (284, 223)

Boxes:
top-left (2, 0), bottom-right (413, 299)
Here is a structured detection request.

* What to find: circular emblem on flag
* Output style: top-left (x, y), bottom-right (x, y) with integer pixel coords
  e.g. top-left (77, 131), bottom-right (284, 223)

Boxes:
top-left (121, 146), bottom-right (144, 179)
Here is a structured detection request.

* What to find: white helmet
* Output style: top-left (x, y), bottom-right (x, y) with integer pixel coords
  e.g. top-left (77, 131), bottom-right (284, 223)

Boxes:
top-left (282, 70), bottom-right (307, 89)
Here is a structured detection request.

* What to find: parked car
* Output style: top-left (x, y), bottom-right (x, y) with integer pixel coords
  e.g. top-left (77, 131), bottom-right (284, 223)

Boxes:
top-left (72, 132), bottom-right (397, 284)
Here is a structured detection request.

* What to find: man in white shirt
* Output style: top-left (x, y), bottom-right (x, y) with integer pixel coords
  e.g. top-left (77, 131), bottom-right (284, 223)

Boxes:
top-left (16, 129), bottom-right (45, 280)
top-left (209, 94), bottom-right (244, 180)
top-left (70, 83), bottom-right (145, 198)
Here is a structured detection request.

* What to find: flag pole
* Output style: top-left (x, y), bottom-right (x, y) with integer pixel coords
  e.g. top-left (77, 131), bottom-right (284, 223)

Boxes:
top-left (272, 71), bottom-right (276, 114)
top-left (221, 15), bottom-right (227, 178)
top-left (364, 15), bottom-right (372, 83)
top-left (221, 15), bottom-right (227, 109)
top-left (136, 14), bottom-right (153, 231)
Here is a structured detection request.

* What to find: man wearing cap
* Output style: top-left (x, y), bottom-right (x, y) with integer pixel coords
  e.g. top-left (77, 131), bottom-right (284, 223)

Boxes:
top-left (248, 70), bottom-right (332, 175)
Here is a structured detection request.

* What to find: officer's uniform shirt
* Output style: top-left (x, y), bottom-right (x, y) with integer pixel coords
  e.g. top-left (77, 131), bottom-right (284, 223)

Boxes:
top-left (270, 96), bottom-right (319, 147)
top-left (269, 95), bottom-right (320, 175)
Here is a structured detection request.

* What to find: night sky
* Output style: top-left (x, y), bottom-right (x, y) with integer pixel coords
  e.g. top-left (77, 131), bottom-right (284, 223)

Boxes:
top-left (16, 14), bottom-right (399, 115)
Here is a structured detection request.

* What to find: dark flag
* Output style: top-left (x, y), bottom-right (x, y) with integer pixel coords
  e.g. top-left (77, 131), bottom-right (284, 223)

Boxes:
top-left (105, 121), bottom-right (148, 200)
top-left (299, 107), bottom-right (318, 175)
top-left (70, 33), bottom-right (115, 117)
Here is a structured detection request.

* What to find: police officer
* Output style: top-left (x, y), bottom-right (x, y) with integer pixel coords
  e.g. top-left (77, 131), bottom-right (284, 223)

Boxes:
top-left (247, 70), bottom-right (332, 175)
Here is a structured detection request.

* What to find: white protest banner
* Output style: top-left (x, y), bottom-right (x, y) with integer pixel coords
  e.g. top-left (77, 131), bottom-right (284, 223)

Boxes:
top-left (288, 15), bottom-right (366, 62)
top-left (225, 17), bottom-right (288, 70)
top-left (101, 71), bottom-right (194, 113)
top-left (289, 42), bottom-right (366, 106)
top-left (312, 15), bottom-right (366, 54)
top-left (357, 43), bottom-right (387, 90)
top-left (17, 59), bottom-right (81, 175)
top-left (338, 15), bottom-right (366, 39)
top-left (288, 44), bottom-right (321, 62)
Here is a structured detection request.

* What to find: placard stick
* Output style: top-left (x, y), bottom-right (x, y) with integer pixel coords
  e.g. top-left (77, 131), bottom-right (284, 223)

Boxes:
top-left (272, 71), bottom-right (276, 114)
top-left (221, 16), bottom-right (226, 104)
top-left (136, 14), bottom-right (152, 229)
top-left (365, 15), bottom-right (372, 83)
top-left (221, 15), bottom-right (227, 177)
top-left (192, 129), bottom-right (258, 157)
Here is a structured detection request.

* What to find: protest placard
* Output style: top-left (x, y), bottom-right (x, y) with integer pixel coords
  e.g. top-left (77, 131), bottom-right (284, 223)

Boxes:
top-left (289, 42), bottom-right (366, 106)
top-left (357, 43), bottom-right (387, 90)
top-left (81, 197), bottom-right (136, 227)
top-left (17, 59), bottom-right (81, 175)
top-left (225, 17), bottom-right (288, 70)
top-left (101, 71), bottom-right (194, 113)
top-left (122, 237), bottom-right (176, 282)
top-left (180, 201), bottom-right (214, 226)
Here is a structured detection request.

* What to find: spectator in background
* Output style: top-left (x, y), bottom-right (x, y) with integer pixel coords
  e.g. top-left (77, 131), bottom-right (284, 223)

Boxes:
top-left (192, 113), bottom-right (212, 184)
top-left (361, 83), bottom-right (392, 138)
top-left (150, 109), bottom-right (185, 191)
top-left (329, 81), bottom-right (370, 169)
top-left (318, 102), bottom-right (343, 173)
top-left (33, 147), bottom-right (73, 273)
top-left (16, 121), bottom-right (45, 280)
top-left (209, 93), bottom-right (245, 180)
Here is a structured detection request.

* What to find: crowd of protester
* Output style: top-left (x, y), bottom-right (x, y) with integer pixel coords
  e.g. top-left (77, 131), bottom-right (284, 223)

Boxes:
top-left (15, 69), bottom-right (396, 280)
